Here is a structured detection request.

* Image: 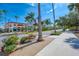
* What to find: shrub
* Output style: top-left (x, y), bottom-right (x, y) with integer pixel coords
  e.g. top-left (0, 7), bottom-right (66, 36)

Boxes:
top-left (28, 34), bottom-right (36, 39)
top-left (20, 37), bottom-right (28, 44)
top-left (20, 34), bottom-right (36, 44)
top-left (2, 35), bottom-right (19, 54)
top-left (4, 35), bottom-right (19, 46)
top-left (4, 44), bottom-right (16, 54)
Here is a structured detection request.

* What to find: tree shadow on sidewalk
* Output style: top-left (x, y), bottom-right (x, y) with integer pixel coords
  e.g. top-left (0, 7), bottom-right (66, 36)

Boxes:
top-left (64, 38), bottom-right (79, 49)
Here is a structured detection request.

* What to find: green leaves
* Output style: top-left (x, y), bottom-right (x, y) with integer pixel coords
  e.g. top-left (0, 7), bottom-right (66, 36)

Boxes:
top-left (56, 12), bottom-right (79, 29)
top-left (4, 44), bottom-right (16, 54)
top-left (45, 18), bottom-right (51, 25)
top-left (3, 35), bottom-right (19, 54)
top-left (4, 35), bottom-right (19, 46)
top-left (0, 10), bottom-right (3, 15)
top-left (41, 18), bottom-right (51, 26)
top-left (68, 3), bottom-right (75, 11)
top-left (25, 12), bottom-right (35, 23)
top-left (14, 15), bottom-right (19, 19)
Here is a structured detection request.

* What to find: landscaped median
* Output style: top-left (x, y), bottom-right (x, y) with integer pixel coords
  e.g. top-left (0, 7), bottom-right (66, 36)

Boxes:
top-left (0, 35), bottom-right (54, 56)
top-left (0, 34), bottom-right (36, 55)
top-left (9, 36), bottom-right (53, 56)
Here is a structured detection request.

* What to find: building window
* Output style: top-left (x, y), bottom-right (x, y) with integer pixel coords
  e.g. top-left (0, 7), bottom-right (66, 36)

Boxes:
top-left (14, 24), bottom-right (16, 26)
top-left (9, 24), bottom-right (12, 27)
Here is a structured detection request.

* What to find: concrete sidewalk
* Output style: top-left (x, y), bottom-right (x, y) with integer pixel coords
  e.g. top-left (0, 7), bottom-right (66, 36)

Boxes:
top-left (36, 32), bottom-right (79, 56)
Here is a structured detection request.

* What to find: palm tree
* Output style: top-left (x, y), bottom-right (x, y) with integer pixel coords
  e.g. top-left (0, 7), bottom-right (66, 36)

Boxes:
top-left (25, 12), bottom-right (35, 31)
top-left (0, 10), bottom-right (8, 32)
top-left (7, 18), bottom-right (11, 32)
top-left (0, 10), bottom-right (3, 15)
top-left (25, 12), bottom-right (35, 23)
top-left (15, 16), bottom-right (19, 23)
top-left (3, 10), bottom-right (8, 32)
top-left (37, 3), bottom-right (43, 41)
top-left (14, 15), bottom-right (19, 32)
top-left (41, 18), bottom-right (51, 29)
top-left (0, 10), bottom-right (3, 22)
top-left (45, 18), bottom-right (51, 25)
top-left (52, 3), bottom-right (56, 33)
top-left (0, 10), bottom-right (4, 31)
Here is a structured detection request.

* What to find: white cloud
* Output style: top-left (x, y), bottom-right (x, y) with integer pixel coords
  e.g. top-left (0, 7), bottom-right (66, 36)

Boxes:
top-left (54, 5), bottom-right (57, 9)
top-left (47, 4), bottom-right (63, 14)
top-left (27, 3), bottom-right (35, 7)
top-left (47, 9), bottom-right (53, 14)
top-left (47, 4), bottom-right (57, 14)
top-left (30, 3), bottom-right (35, 7)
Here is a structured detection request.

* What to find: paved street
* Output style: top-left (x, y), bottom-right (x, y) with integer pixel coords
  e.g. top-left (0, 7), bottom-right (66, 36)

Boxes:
top-left (36, 32), bottom-right (79, 56)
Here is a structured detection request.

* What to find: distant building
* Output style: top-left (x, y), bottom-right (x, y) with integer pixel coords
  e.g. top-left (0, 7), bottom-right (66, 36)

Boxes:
top-left (5, 22), bottom-right (28, 32)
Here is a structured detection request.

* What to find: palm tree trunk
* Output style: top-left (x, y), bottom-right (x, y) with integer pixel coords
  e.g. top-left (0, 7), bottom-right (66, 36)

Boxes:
top-left (16, 18), bottom-right (18, 32)
top-left (37, 3), bottom-right (42, 41)
top-left (7, 19), bottom-right (10, 32)
top-left (16, 19), bottom-right (17, 32)
top-left (4, 16), bottom-right (6, 32)
top-left (52, 3), bottom-right (56, 33)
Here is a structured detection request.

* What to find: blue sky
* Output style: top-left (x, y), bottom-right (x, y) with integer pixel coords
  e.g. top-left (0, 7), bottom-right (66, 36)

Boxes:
top-left (0, 3), bottom-right (69, 26)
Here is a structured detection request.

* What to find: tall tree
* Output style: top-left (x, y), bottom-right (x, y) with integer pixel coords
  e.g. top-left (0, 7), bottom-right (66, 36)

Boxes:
top-left (0, 10), bottom-right (3, 22)
top-left (41, 18), bottom-right (51, 28)
top-left (0, 10), bottom-right (4, 31)
top-left (0, 10), bottom-right (8, 32)
top-left (2, 10), bottom-right (8, 32)
top-left (59, 16), bottom-right (68, 30)
top-left (25, 12), bottom-right (35, 31)
top-left (7, 18), bottom-right (11, 32)
top-left (52, 3), bottom-right (56, 33)
top-left (45, 18), bottom-right (51, 25)
top-left (15, 16), bottom-right (19, 23)
top-left (37, 3), bottom-right (43, 41)
top-left (25, 12), bottom-right (35, 23)
top-left (68, 3), bottom-right (79, 30)
top-left (56, 12), bottom-right (78, 30)
top-left (14, 15), bottom-right (19, 32)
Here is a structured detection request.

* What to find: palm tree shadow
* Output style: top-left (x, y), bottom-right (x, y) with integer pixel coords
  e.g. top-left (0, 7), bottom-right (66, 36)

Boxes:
top-left (64, 38), bottom-right (79, 49)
